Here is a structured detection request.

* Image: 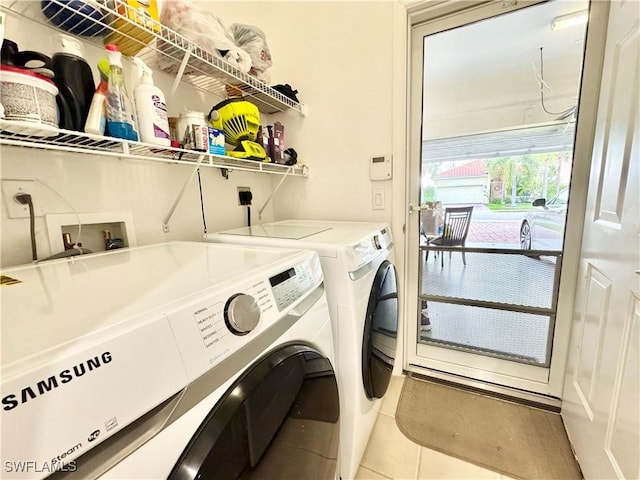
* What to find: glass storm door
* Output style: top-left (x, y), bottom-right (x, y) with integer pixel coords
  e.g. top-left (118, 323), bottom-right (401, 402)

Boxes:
top-left (406, 0), bottom-right (590, 397)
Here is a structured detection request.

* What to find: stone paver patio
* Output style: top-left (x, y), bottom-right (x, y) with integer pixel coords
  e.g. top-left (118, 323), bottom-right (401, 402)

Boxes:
top-left (467, 221), bottom-right (521, 246)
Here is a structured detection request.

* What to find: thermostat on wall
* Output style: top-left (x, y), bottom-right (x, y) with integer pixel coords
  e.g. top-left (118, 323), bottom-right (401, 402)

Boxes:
top-left (370, 155), bottom-right (392, 181)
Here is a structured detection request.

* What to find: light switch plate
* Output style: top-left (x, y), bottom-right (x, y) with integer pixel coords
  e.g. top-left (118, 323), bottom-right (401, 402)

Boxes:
top-left (373, 189), bottom-right (385, 210)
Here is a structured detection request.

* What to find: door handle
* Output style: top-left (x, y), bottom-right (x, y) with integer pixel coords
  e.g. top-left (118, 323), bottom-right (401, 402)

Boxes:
top-left (409, 204), bottom-right (422, 214)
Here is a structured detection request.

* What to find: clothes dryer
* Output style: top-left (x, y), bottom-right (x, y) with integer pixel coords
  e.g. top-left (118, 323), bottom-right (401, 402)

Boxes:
top-left (1, 242), bottom-right (338, 480)
top-left (205, 220), bottom-right (398, 480)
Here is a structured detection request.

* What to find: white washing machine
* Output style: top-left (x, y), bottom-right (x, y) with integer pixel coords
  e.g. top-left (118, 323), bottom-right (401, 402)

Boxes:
top-left (205, 220), bottom-right (399, 480)
top-left (1, 241), bottom-right (338, 480)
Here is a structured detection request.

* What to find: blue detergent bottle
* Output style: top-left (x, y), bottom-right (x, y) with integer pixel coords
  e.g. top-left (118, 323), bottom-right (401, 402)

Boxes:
top-left (104, 44), bottom-right (138, 141)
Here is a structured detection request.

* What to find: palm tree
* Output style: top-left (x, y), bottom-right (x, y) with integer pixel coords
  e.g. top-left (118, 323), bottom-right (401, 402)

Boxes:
top-left (487, 156), bottom-right (519, 206)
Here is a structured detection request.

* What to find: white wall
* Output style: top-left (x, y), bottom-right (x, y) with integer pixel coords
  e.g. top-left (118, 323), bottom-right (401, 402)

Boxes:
top-left (0, 147), bottom-right (278, 266)
top-left (203, 1), bottom-right (398, 225)
top-left (269, 1), bottom-right (395, 225)
top-left (1, 1), bottom-right (404, 268)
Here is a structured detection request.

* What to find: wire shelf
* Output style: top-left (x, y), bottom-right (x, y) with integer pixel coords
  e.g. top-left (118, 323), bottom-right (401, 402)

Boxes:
top-left (0, 0), bottom-right (303, 115)
top-left (0, 120), bottom-right (308, 177)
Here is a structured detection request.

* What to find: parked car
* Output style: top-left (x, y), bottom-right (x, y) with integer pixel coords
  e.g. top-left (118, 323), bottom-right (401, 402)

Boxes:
top-left (520, 188), bottom-right (568, 252)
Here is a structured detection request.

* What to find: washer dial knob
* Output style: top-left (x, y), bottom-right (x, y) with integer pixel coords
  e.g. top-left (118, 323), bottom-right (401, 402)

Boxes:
top-left (372, 235), bottom-right (382, 250)
top-left (224, 294), bottom-right (261, 335)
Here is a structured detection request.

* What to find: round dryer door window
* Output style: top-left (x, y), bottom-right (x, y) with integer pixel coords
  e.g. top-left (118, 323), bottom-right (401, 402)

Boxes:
top-left (362, 260), bottom-right (398, 399)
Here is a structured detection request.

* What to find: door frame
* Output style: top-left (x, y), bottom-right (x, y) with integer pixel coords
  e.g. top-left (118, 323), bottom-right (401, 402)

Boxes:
top-left (402, 0), bottom-right (611, 400)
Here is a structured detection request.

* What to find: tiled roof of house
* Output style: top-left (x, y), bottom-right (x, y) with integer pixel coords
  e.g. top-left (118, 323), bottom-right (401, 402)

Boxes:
top-left (437, 159), bottom-right (487, 179)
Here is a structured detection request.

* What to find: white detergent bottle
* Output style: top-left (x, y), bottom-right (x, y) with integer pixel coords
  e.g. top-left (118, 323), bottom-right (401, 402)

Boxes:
top-left (132, 57), bottom-right (170, 146)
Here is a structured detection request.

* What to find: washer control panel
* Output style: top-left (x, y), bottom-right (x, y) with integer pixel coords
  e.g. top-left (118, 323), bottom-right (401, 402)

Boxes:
top-left (224, 294), bottom-right (261, 335)
top-left (269, 260), bottom-right (315, 311)
top-left (167, 252), bottom-right (323, 381)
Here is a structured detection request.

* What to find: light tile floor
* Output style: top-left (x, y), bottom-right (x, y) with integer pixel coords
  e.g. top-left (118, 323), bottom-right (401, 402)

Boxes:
top-left (355, 376), bottom-right (516, 480)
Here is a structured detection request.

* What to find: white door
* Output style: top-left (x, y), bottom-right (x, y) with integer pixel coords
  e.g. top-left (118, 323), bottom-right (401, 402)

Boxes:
top-left (561, 1), bottom-right (640, 478)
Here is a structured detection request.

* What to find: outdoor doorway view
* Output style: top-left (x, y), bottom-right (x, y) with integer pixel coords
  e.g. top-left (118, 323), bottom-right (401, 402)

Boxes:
top-left (422, 151), bottom-right (572, 251)
top-left (418, 148), bottom-right (571, 368)
top-left (411, 0), bottom-right (587, 381)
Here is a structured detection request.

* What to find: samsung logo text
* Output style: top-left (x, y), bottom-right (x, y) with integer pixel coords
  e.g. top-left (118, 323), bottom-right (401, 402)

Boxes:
top-left (2, 352), bottom-right (113, 411)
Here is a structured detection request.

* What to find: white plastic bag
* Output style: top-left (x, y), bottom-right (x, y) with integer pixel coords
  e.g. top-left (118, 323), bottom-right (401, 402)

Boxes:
top-left (230, 23), bottom-right (273, 82)
top-left (158, 0), bottom-right (251, 75)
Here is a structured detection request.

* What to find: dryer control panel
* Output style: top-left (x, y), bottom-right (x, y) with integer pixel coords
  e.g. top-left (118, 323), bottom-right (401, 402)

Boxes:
top-left (166, 252), bottom-right (323, 382)
top-left (343, 227), bottom-right (393, 273)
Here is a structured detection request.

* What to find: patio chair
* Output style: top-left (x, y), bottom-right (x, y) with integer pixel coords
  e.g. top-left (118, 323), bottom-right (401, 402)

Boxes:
top-left (427, 206), bottom-right (474, 267)
top-left (420, 203), bottom-right (444, 261)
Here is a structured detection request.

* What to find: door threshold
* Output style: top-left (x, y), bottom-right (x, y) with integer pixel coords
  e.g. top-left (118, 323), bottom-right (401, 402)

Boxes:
top-left (404, 366), bottom-right (562, 411)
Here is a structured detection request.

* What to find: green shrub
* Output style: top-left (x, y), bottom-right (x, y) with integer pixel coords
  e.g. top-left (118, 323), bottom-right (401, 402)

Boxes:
top-left (422, 186), bottom-right (436, 203)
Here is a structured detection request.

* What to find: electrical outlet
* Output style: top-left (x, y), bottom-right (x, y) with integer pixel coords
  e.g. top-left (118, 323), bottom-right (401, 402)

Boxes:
top-left (1, 179), bottom-right (42, 219)
top-left (238, 186), bottom-right (252, 206)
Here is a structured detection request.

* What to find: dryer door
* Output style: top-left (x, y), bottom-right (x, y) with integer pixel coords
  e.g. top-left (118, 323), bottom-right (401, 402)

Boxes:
top-left (362, 260), bottom-right (399, 399)
top-left (168, 343), bottom-right (339, 480)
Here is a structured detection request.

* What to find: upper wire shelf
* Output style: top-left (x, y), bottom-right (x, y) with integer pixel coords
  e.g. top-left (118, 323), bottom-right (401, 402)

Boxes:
top-left (0, 120), bottom-right (308, 177)
top-left (0, 0), bottom-right (303, 115)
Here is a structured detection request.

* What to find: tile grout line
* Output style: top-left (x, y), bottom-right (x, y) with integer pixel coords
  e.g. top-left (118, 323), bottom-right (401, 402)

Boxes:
top-left (359, 464), bottom-right (394, 480)
top-left (359, 378), bottom-right (414, 480)
top-left (414, 443), bottom-right (423, 480)
top-left (359, 411), bottom-right (396, 479)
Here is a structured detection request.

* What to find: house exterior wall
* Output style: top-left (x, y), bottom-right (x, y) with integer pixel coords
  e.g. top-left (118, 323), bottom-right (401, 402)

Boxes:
top-left (435, 176), bottom-right (489, 204)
